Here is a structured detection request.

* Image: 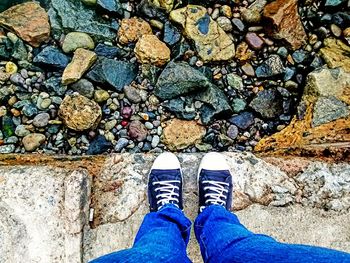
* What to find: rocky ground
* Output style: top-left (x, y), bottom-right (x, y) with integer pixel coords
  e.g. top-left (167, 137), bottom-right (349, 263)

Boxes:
top-left (0, 0), bottom-right (349, 155)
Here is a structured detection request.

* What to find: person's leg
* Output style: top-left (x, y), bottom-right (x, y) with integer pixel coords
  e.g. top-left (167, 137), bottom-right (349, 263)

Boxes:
top-left (195, 152), bottom-right (350, 263)
top-left (195, 205), bottom-right (350, 263)
top-left (90, 153), bottom-right (192, 263)
top-left (91, 204), bottom-right (191, 263)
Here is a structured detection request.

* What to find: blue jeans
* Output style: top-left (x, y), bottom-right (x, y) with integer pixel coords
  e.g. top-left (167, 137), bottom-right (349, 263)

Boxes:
top-left (91, 205), bottom-right (350, 263)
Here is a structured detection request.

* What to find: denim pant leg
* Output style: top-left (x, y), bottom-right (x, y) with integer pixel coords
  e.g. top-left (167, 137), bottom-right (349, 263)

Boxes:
top-left (195, 205), bottom-right (350, 263)
top-left (90, 204), bottom-right (192, 263)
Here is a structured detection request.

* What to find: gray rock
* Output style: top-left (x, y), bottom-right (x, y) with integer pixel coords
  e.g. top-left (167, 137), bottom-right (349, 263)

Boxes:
top-left (33, 113), bottom-right (50, 128)
top-left (249, 89), bottom-right (283, 119)
top-left (115, 138), bottom-right (129, 152)
top-left (124, 86), bottom-right (142, 104)
top-left (155, 62), bottom-right (210, 100)
top-left (255, 55), bottom-right (285, 78)
top-left (48, 0), bottom-right (117, 41)
top-left (87, 58), bottom-right (138, 92)
top-left (227, 125), bottom-right (239, 139)
top-left (71, 79), bottom-right (95, 99)
top-left (312, 96), bottom-right (349, 127)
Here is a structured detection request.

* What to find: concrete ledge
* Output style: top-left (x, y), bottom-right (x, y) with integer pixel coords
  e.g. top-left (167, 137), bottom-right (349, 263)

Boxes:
top-left (0, 153), bottom-right (349, 262)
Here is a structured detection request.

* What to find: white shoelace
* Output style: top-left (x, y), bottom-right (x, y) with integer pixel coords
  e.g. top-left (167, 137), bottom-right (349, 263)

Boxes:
top-left (153, 180), bottom-right (180, 209)
top-left (200, 180), bottom-right (229, 212)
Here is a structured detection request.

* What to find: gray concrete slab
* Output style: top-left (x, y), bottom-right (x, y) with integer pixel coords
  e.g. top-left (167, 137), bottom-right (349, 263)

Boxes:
top-left (0, 153), bottom-right (349, 263)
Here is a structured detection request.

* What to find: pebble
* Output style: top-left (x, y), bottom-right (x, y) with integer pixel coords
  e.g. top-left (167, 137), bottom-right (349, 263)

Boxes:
top-left (245, 32), bottom-right (264, 50)
top-left (94, 89), bottom-right (110, 103)
top-left (217, 17), bottom-right (233, 32)
top-left (151, 135), bottom-right (160, 148)
top-left (231, 18), bottom-right (245, 32)
top-left (241, 63), bottom-right (255, 77)
top-left (22, 133), bottom-right (46, 152)
top-left (0, 144), bottom-right (15, 153)
top-left (5, 62), bottom-right (18, 74)
top-left (227, 125), bottom-right (239, 140)
top-left (115, 137), bottom-right (129, 152)
top-left (33, 113), bottom-right (50, 127)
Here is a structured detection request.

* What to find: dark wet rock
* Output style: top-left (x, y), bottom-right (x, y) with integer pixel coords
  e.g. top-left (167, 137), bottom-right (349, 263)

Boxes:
top-left (71, 79), bottom-right (95, 99)
top-left (33, 46), bottom-right (70, 70)
top-left (2, 115), bottom-right (15, 138)
top-left (312, 96), bottom-right (349, 127)
top-left (48, 0), bottom-right (117, 41)
top-left (136, 0), bottom-right (167, 20)
top-left (128, 120), bottom-right (148, 142)
top-left (87, 135), bottom-right (113, 155)
top-left (195, 85), bottom-right (232, 124)
top-left (163, 21), bottom-right (181, 46)
top-left (141, 64), bottom-right (162, 85)
top-left (87, 58), bottom-right (138, 91)
top-left (0, 40), bottom-right (12, 60)
top-left (255, 55), bottom-right (285, 78)
top-left (97, 0), bottom-right (123, 15)
top-left (44, 77), bottom-right (67, 96)
top-left (155, 62), bottom-right (210, 100)
top-left (229, 112), bottom-right (255, 130)
top-left (331, 12), bottom-right (350, 28)
top-left (94, 43), bottom-right (126, 58)
top-left (163, 98), bottom-right (196, 120)
top-left (292, 49), bottom-right (309, 64)
top-left (10, 37), bottom-right (27, 61)
top-left (284, 67), bottom-right (296, 81)
top-left (249, 89), bottom-right (283, 119)
top-left (310, 56), bottom-right (324, 69)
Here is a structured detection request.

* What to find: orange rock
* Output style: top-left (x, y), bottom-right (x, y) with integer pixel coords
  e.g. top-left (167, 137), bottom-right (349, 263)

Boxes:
top-left (62, 48), bottom-right (97, 85)
top-left (134, 34), bottom-right (170, 67)
top-left (263, 0), bottom-right (306, 50)
top-left (162, 119), bottom-right (206, 151)
top-left (118, 17), bottom-right (152, 44)
top-left (0, 2), bottom-right (50, 47)
top-left (235, 42), bottom-right (254, 62)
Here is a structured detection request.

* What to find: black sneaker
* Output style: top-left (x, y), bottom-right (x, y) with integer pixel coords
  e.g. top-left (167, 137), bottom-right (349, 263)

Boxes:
top-left (198, 152), bottom-right (233, 213)
top-left (148, 152), bottom-right (183, 212)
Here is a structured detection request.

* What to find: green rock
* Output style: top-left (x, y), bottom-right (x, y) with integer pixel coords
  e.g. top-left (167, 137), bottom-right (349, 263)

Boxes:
top-left (226, 73), bottom-right (243, 90)
top-left (2, 115), bottom-right (15, 138)
top-left (232, 98), bottom-right (247, 113)
top-left (62, 32), bottom-right (95, 53)
top-left (155, 61), bottom-right (211, 100)
top-left (195, 85), bottom-right (232, 124)
top-left (48, 0), bottom-right (117, 41)
top-left (9, 34), bottom-right (28, 61)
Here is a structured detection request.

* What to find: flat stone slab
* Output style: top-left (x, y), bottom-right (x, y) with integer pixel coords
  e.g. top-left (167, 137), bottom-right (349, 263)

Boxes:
top-left (0, 153), bottom-right (349, 263)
